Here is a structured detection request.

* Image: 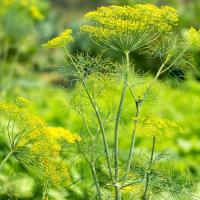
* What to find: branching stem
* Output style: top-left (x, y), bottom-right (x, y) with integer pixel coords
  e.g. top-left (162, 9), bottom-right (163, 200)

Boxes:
top-left (90, 161), bottom-right (102, 200)
top-left (122, 55), bottom-right (170, 182)
top-left (114, 80), bottom-right (127, 199)
top-left (82, 78), bottom-right (114, 183)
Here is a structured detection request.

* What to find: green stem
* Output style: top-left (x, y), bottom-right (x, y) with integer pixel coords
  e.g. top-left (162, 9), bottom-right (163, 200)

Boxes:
top-left (82, 78), bottom-right (115, 183)
top-left (122, 99), bottom-right (141, 182)
top-left (114, 184), bottom-right (121, 200)
top-left (122, 56), bottom-right (170, 182)
top-left (142, 136), bottom-right (156, 200)
top-left (0, 151), bottom-right (13, 171)
top-left (142, 56), bottom-right (169, 101)
top-left (125, 51), bottom-right (130, 71)
top-left (121, 179), bottom-right (143, 189)
top-left (64, 47), bottom-right (112, 195)
top-left (114, 81), bottom-right (127, 179)
top-left (90, 161), bottom-right (102, 200)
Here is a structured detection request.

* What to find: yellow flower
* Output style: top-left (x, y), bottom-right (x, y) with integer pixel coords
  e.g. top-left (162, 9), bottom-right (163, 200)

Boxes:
top-left (46, 126), bottom-right (81, 143)
top-left (187, 27), bottom-right (200, 49)
top-left (121, 183), bottom-right (144, 194)
top-left (40, 158), bottom-right (71, 186)
top-left (81, 4), bottom-right (178, 52)
top-left (42, 29), bottom-right (74, 48)
top-left (0, 98), bottom-right (81, 187)
top-left (136, 114), bottom-right (181, 137)
top-left (0, 101), bottom-right (46, 129)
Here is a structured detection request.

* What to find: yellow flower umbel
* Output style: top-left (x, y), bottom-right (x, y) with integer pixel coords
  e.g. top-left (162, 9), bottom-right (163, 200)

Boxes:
top-left (136, 114), bottom-right (182, 138)
top-left (187, 27), bottom-right (200, 49)
top-left (121, 183), bottom-right (144, 195)
top-left (0, 98), bottom-right (81, 187)
top-left (0, 99), bottom-right (46, 133)
top-left (81, 4), bottom-right (178, 53)
top-left (42, 29), bottom-right (74, 48)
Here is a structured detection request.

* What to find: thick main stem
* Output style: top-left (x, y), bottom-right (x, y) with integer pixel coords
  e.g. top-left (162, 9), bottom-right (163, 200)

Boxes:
top-left (0, 151), bottom-right (13, 172)
top-left (82, 79), bottom-right (114, 183)
top-left (114, 81), bottom-right (127, 185)
top-left (142, 136), bottom-right (156, 200)
top-left (114, 51), bottom-right (129, 200)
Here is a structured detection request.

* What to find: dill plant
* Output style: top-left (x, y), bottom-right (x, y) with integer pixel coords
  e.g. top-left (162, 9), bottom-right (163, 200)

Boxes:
top-left (0, 97), bottom-right (81, 199)
top-left (42, 4), bottom-right (196, 200)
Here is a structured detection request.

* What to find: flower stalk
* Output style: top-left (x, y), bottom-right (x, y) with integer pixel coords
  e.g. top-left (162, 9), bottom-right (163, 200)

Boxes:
top-left (142, 136), bottom-right (156, 200)
top-left (90, 161), bottom-right (102, 200)
top-left (114, 51), bottom-right (129, 200)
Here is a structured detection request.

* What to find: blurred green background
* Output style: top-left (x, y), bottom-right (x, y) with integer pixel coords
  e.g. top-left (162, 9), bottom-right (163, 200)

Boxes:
top-left (0, 0), bottom-right (200, 199)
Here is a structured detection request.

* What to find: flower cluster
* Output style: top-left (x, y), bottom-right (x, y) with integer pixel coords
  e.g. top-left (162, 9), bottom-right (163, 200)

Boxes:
top-left (0, 98), bottom-right (81, 186)
top-left (42, 29), bottom-right (74, 48)
top-left (0, 100), bottom-right (46, 130)
top-left (136, 114), bottom-right (182, 137)
top-left (187, 27), bottom-right (200, 49)
top-left (81, 4), bottom-right (178, 52)
top-left (121, 183), bottom-right (144, 194)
